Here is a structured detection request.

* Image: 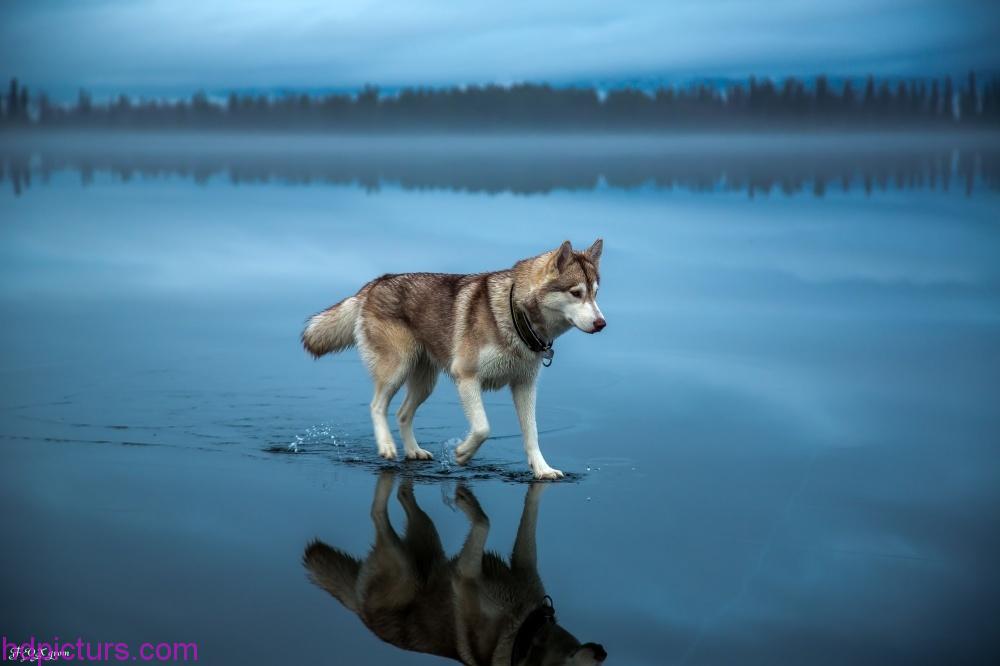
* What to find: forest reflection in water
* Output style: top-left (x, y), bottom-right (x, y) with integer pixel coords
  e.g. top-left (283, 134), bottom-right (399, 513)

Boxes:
top-left (2, 132), bottom-right (998, 197)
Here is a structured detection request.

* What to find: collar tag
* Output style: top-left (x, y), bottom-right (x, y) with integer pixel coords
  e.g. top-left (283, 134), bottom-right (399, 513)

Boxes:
top-left (541, 348), bottom-right (554, 367)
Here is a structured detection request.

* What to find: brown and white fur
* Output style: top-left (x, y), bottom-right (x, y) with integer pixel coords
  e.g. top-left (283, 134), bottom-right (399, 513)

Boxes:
top-left (303, 472), bottom-right (607, 665)
top-left (301, 239), bottom-right (605, 480)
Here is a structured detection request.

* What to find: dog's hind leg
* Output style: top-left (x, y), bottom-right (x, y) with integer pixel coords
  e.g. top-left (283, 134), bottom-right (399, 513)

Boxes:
top-left (454, 484), bottom-right (489, 579)
top-left (369, 471), bottom-right (419, 606)
top-left (371, 374), bottom-right (407, 460)
top-left (397, 477), bottom-right (446, 578)
top-left (371, 471), bottom-right (400, 543)
top-left (454, 379), bottom-right (490, 466)
top-left (363, 321), bottom-right (417, 461)
top-left (396, 357), bottom-right (437, 460)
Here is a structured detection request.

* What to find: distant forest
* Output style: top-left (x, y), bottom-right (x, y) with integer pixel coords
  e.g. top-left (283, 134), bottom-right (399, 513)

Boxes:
top-left (2, 73), bottom-right (999, 131)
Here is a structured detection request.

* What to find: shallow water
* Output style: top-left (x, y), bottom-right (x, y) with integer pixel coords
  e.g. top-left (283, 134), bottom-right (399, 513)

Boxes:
top-left (1, 133), bottom-right (999, 664)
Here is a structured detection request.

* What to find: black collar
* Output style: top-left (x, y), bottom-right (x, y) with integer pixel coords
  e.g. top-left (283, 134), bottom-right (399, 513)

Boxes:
top-left (509, 284), bottom-right (554, 367)
top-left (510, 596), bottom-right (556, 665)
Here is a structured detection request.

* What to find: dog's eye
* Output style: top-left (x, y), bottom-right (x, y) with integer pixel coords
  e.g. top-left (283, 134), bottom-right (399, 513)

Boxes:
top-left (569, 288), bottom-right (583, 299)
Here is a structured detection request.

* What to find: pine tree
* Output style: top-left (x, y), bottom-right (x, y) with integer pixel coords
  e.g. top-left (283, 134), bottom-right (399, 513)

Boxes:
top-left (943, 77), bottom-right (954, 120)
top-left (929, 79), bottom-right (941, 118)
top-left (863, 75), bottom-right (876, 117)
top-left (7, 78), bottom-right (19, 121)
top-left (964, 71), bottom-right (978, 120)
top-left (18, 85), bottom-right (28, 121)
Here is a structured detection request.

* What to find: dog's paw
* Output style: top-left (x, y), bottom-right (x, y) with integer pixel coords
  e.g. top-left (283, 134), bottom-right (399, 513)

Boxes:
top-left (455, 486), bottom-right (488, 523)
top-left (377, 443), bottom-right (398, 460)
top-left (396, 481), bottom-right (415, 501)
top-left (405, 447), bottom-right (434, 461)
top-left (454, 445), bottom-right (475, 466)
top-left (532, 466), bottom-right (564, 480)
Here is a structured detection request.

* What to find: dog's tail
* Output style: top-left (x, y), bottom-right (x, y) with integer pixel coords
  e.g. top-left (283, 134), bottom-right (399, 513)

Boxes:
top-left (302, 539), bottom-right (362, 612)
top-left (302, 296), bottom-right (361, 358)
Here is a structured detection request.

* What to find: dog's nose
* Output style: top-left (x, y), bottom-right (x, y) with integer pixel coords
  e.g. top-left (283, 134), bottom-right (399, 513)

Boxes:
top-left (593, 317), bottom-right (606, 332)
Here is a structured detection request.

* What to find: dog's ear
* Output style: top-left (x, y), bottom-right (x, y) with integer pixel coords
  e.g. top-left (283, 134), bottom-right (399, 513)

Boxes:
top-left (547, 240), bottom-right (574, 275)
top-left (585, 238), bottom-right (603, 265)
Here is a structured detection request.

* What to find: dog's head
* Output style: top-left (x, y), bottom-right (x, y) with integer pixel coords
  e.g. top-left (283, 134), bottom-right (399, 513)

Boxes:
top-left (537, 239), bottom-right (605, 334)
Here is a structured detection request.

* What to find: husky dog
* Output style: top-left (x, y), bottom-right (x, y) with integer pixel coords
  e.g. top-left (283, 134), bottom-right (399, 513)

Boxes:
top-left (301, 240), bottom-right (605, 479)
top-left (303, 472), bottom-right (607, 665)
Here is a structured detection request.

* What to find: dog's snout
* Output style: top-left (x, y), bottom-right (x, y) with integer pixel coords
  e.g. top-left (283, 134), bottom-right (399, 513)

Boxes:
top-left (593, 317), bottom-right (606, 332)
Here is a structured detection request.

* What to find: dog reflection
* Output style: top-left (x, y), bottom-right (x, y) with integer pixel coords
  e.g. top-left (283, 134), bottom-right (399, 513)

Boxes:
top-left (303, 473), bottom-right (606, 664)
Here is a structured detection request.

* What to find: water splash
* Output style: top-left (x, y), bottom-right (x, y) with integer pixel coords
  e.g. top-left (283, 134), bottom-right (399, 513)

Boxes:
top-left (264, 425), bottom-right (582, 484)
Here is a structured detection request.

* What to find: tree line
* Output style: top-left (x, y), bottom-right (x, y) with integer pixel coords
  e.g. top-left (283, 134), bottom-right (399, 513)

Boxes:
top-left (2, 73), bottom-right (998, 131)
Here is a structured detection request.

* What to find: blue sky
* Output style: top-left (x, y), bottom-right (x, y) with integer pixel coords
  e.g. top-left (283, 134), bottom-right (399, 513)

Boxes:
top-left (1, 0), bottom-right (998, 100)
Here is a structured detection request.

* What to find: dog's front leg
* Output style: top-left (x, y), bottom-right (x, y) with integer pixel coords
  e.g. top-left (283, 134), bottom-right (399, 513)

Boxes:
top-left (512, 482), bottom-right (547, 572)
top-left (454, 484), bottom-right (489, 578)
top-left (512, 381), bottom-right (564, 479)
top-left (454, 378), bottom-right (490, 466)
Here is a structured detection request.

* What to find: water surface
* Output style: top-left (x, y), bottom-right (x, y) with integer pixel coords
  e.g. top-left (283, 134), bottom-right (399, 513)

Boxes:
top-left (1, 133), bottom-right (998, 664)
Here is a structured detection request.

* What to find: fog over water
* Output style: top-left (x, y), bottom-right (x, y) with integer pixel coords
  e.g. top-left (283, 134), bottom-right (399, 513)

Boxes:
top-left (2, 132), bottom-right (998, 197)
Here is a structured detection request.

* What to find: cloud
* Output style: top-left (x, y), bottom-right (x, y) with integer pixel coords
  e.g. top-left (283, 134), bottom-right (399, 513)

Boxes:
top-left (1, 0), bottom-right (997, 97)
